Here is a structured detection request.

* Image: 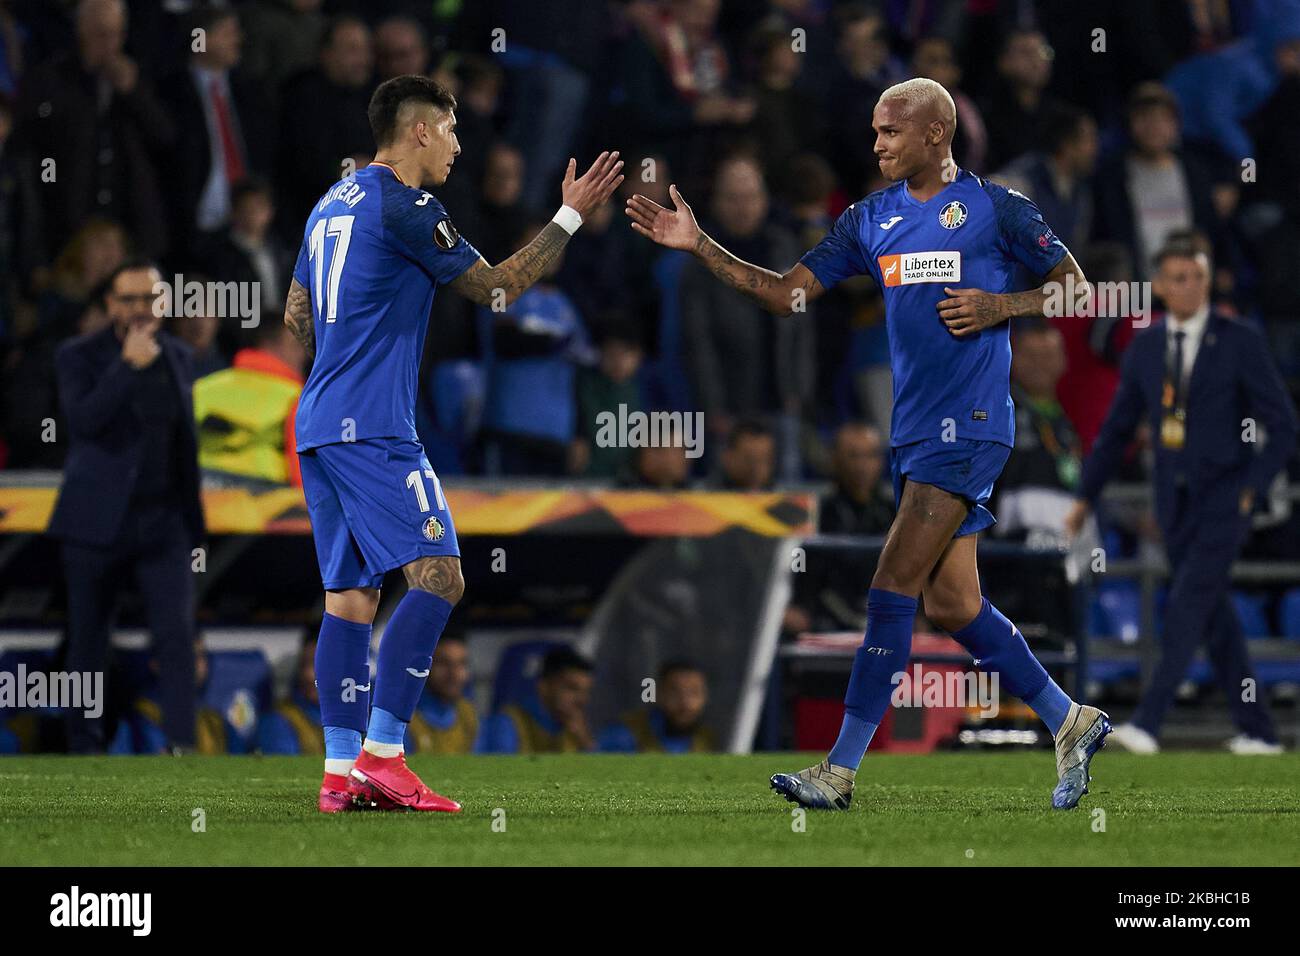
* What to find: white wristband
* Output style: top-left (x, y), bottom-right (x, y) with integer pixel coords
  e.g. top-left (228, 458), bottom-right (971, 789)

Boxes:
top-left (552, 204), bottom-right (583, 235)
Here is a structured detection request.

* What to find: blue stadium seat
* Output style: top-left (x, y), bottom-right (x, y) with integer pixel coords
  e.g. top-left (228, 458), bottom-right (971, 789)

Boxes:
top-left (490, 639), bottom-right (565, 713)
top-left (1256, 660), bottom-right (1300, 686)
top-left (202, 650), bottom-right (274, 754)
top-left (0, 649), bottom-right (54, 702)
top-left (1230, 591), bottom-right (1271, 639)
top-left (1085, 641), bottom-right (1140, 687)
top-left (1279, 588), bottom-right (1300, 640)
top-left (1090, 580), bottom-right (1141, 643)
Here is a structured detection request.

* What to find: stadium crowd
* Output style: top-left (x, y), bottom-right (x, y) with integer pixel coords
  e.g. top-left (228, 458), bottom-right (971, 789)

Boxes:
top-left (1, 0), bottom-right (1299, 499)
top-left (3, 0), bottom-right (1300, 754)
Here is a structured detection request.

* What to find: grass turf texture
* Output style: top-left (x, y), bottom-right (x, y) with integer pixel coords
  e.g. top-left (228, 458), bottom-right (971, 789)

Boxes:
top-left (2, 752), bottom-right (1297, 866)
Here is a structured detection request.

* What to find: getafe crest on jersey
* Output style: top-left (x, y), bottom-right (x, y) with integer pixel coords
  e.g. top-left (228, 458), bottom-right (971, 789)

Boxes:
top-left (938, 200), bottom-right (967, 229)
top-left (799, 169), bottom-right (1068, 450)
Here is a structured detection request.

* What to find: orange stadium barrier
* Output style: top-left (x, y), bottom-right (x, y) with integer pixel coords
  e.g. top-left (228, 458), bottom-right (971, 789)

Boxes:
top-left (0, 484), bottom-right (816, 538)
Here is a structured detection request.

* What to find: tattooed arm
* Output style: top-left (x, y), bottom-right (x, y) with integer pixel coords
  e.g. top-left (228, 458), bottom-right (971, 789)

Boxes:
top-left (448, 223), bottom-right (571, 308)
top-left (691, 233), bottom-right (824, 316)
top-left (452, 150), bottom-right (625, 308)
top-left (625, 185), bottom-right (825, 316)
top-left (282, 278), bottom-right (314, 359)
top-left (937, 252), bottom-right (1090, 338)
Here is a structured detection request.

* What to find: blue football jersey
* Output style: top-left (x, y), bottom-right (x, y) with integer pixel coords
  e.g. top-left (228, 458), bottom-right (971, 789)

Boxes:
top-left (292, 162), bottom-right (481, 451)
top-left (801, 169), bottom-right (1068, 448)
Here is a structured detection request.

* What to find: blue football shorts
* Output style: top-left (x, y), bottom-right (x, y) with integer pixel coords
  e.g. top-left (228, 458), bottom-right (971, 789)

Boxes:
top-left (299, 437), bottom-right (460, 590)
top-left (889, 437), bottom-right (1012, 538)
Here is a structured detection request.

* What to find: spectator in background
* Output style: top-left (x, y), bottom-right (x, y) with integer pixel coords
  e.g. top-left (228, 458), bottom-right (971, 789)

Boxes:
top-left (614, 0), bottom-right (755, 179)
top-left (747, 15), bottom-right (823, 184)
top-left (113, 641), bottom-right (259, 755)
top-left (679, 155), bottom-right (810, 446)
top-left (1052, 241), bottom-right (1140, 455)
top-left (716, 418), bottom-right (776, 491)
top-left (193, 320), bottom-right (306, 486)
top-left (978, 28), bottom-right (1064, 172)
top-left (161, 3), bottom-right (269, 267)
top-left (257, 629), bottom-right (324, 756)
top-left (276, 16), bottom-right (374, 237)
top-left (14, 0), bottom-right (174, 262)
top-left (437, 54), bottom-right (504, 225)
top-left (198, 176), bottom-right (291, 320)
top-left (995, 104), bottom-right (1097, 253)
top-left (491, 0), bottom-right (610, 211)
top-left (1165, 2), bottom-right (1300, 165)
top-left (625, 438), bottom-right (691, 490)
top-left (1093, 82), bottom-right (1220, 280)
top-left (910, 35), bottom-right (987, 174)
top-left (168, 273), bottom-right (227, 380)
top-left (406, 632), bottom-right (480, 755)
top-left (994, 320), bottom-right (1081, 548)
top-left (826, 3), bottom-right (904, 191)
top-left (598, 660), bottom-right (716, 753)
top-left (374, 17), bottom-right (428, 83)
top-left (3, 220), bottom-right (128, 469)
top-left (474, 142), bottom-right (526, 263)
top-left (574, 314), bottom-right (646, 480)
top-left (784, 421), bottom-right (894, 637)
top-left (480, 220), bottom-right (594, 477)
top-left (238, 0), bottom-right (325, 115)
top-left (36, 219), bottom-right (128, 348)
top-left (480, 646), bottom-right (595, 754)
top-left (48, 260), bottom-right (204, 754)
top-left (819, 422), bottom-right (893, 534)
top-left (0, 93), bottom-right (43, 343)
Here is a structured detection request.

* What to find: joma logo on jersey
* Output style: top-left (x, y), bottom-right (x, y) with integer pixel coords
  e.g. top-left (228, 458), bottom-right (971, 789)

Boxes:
top-left (877, 251), bottom-right (961, 287)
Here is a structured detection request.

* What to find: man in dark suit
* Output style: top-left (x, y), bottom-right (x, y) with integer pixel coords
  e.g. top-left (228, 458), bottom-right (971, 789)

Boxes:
top-left (1067, 233), bottom-right (1297, 754)
top-left (50, 260), bottom-right (205, 753)
top-left (158, 4), bottom-right (271, 268)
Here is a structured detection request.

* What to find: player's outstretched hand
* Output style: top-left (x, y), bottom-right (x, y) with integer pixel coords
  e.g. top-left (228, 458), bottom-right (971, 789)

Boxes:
top-left (562, 151), bottom-right (624, 218)
top-left (937, 286), bottom-right (1008, 336)
top-left (625, 185), bottom-right (700, 251)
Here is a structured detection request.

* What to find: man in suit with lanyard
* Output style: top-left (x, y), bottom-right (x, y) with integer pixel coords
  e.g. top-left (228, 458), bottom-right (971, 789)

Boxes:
top-left (1067, 232), bottom-right (1296, 754)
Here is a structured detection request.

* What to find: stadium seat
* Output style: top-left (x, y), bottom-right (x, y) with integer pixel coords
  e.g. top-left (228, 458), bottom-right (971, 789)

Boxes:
top-left (490, 639), bottom-right (566, 713)
top-left (1089, 580), bottom-right (1141, 643)
top-left (202, 650), bottom-right (274, 754)
top-left (1230, 591), bottom-right (1271, 639)
top-left (1279, 588), bottom-right (1300, 640)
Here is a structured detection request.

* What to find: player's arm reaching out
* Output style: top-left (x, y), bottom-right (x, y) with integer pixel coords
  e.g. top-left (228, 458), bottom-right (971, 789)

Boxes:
top-left (450, 151), bottom-right (624, 307)
top-left (625, 185), bottom-right (823, 316)
top-left (936, 252), bottom-right (1090, 337)
top-left (283, 277), bottom-right (314, 359)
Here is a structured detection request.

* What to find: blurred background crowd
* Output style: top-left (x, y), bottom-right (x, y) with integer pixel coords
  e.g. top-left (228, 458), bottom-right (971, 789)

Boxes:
top-left (2, 0), bottom-right (1299, 504)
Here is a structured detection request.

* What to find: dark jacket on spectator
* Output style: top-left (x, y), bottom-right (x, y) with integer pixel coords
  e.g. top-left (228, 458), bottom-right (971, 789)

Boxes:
top-left (14, 54), bottom-right (174, 263)
top-left (159, 66), bottom-right (273, 267)
top-left (1092, 147), bottom-right (1220, 277)
top-left (48, 326), bottom-right (204, 548)
top-left (679, 222), bottom-right (813, 421)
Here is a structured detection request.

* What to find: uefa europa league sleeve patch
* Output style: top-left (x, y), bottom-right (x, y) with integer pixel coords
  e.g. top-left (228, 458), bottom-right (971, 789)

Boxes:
top-left (434, 219), bottom-right (461, 250)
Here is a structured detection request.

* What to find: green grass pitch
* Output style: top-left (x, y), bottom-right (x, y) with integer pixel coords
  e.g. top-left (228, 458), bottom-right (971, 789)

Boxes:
top-left (2, 752), bottom-right (1297, 866)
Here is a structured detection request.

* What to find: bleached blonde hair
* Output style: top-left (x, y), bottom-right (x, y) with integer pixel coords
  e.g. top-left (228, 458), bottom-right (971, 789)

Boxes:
top-left (878, 77), bottom-right (957, 143)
